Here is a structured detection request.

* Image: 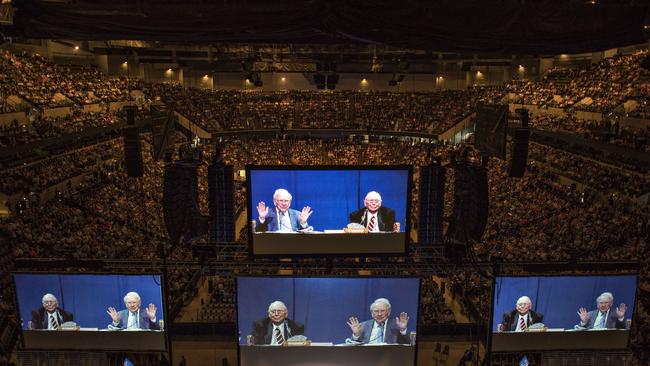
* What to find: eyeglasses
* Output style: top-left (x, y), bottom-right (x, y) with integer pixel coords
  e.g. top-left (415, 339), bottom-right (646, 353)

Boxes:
top-left (366, 199), bottom-right (381, 203)
top-left (269, 309), bottom-right (285, 314)
top-left (43, 301), bottom-right (56, 304)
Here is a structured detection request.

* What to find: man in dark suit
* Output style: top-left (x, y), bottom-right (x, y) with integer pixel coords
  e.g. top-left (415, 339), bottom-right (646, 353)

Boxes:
top-left (347, 298), bottom-right (410, 344)
top-left (255, 188), bottom-right (312, 232)
top-left (577, 292), bottom-right (627, 329)
top-left (249, 301), bottom-right (304, 345)
top-left (497, 296), bottom-right (544, 332)
top-left (30, 293), bottom-right (74, 330)
top-left (107, 291), bottom-right (160, 330)
top-left (349, 191), bottom-right (399, 232)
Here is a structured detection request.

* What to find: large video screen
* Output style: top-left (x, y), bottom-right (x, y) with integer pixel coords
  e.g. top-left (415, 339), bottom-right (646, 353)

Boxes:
top-left (491, 275), bottom-right (637, 352)
top-left (13, 273), bottom-right (166, 351)
top-left (247, 166), bottom-right (411, 256)
top-left (237, 277), bottom-right (420, 366)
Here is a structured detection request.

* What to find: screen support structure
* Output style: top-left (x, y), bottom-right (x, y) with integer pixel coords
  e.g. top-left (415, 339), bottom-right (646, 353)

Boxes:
top-left (158, 236), bottom-right (174, 363)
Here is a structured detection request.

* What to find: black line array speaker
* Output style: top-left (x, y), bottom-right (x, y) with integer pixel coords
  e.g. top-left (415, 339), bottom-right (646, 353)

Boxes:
top-left (123, 106), bottom-right (144, 177)
top-left (326, 74), bottom-right (339, 90)
top-left (162, 161), bottom-right (208, 245)
top-left (447, 163), bottom-right (488, 243)
top-left (508, 128), bottom-right (531, 177)
top-left (418, 163), bottom-right (446, 245)
top-left (314, 74), bottom-right (326, 89)
top-left (208, 160), bottom-right (235, 242)
top-left (508, 108), bottom-right (531, 177)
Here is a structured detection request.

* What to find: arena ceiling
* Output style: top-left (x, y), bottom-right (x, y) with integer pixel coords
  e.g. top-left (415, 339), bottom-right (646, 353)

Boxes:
top-left (6, 0), bottom-right (649, 55)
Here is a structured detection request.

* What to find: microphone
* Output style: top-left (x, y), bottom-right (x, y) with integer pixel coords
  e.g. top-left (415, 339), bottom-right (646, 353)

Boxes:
top-left (285, 320), bottom-right (292, 338)
top-left (360, 208), bottom-right (368, 226)
top-left (277, 209), bottom-right (297, 232)
top-left (358, 322), bottom-right (387, 344)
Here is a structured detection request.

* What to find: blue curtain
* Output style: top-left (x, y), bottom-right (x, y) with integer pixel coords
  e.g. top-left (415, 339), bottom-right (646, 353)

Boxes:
top-left (492, 275), bottom-right (637, 331)
top-left (14, 274), bottom-right (164, 329)
top-left (237, 277), bottom-right (420, 345)
top-left (249, 169), bottom-right (409, 231)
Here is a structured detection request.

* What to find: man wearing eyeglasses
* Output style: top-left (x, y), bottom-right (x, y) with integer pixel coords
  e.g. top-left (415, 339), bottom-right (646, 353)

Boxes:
top-left (106, 291), bottom-right (160, 330)
top-left (30, 293), bottom-right (74, 330)
top-left (249, 301), bottom-right (304, 345)
top-left (349, 191), bottom-right (399, 232)
top-left (256, 188), bottom-right (312, 232)
top-left (347, 298), bottom-right (410, 344)
top-left (497, 296), bottom-right (544, 332)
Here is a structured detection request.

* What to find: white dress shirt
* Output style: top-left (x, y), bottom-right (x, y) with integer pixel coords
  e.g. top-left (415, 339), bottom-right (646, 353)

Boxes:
top-left (593, 310), bottom-right (609, 329)
top-left (366, 212), bottom-right (379, 232)
top-left (515, 313), bottom-right (529, 332)
top-left (278, 209), bottom-right (293, 232)
top-left (127, 310), bottom-right (139, 329)
top-left (369, 321), bottom-right (387, 343)
top-left (270, 323), bottom-right (286, 345)
top-left (47, 312), bottom-right (59, 330)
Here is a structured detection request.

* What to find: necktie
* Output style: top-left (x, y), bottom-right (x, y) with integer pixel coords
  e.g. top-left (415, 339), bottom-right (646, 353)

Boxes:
top-left (519, 317), bottom-right (527, 331)
top-left (600, 312), bottom-right (607, 328)
top-left (50, 314), bottom-right (59, 330)
top-left (280, 211), bottom-right (291, 231)
top-left (128, 312), bottom-right (138, 329)
top-left (376, 322), bottom-right (384, 343)
top-left (368, 215), bottom-right (376, 231)
top-left (274, 327), bottom-right (285, 345)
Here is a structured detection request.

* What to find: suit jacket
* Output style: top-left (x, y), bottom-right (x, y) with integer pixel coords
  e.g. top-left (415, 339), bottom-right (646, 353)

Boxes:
top-left (112, 309), bottom-right (160, 330)
top-left (579, 309), bottom-right (625, 329)
top-left (354, 319), bottom-right (409, 344)
top-left (256, 208), bottom-right (304, 232)
top-left (500, 310), bottom-right (544, 331)
top-left (349, 206), bottom-right (397, 232)
top-left (30, 307), bottom-right (74, 329)
top-left (250, 318), bottom-right (304, 345)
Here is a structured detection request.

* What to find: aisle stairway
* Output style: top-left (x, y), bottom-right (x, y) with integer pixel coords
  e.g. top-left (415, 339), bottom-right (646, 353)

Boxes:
top-left (431, 277), bottom-right (470, 324)
top-left (176, 277), bottom-right (209, 322)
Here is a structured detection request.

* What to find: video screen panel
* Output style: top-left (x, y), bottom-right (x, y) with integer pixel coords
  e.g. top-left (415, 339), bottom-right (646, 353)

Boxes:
top-left (13, 273), bottom-right (166, 351)
top-left (247, 166), bottom-right (411, 256)
top-left (491, 275), bottom-right (637, 352)
top-left (237, 277), bottom-right (420, 366)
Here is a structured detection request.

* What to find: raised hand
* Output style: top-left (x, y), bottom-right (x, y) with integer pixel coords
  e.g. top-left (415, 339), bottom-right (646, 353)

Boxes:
top-left (299, 206), bottom-right (312, 224)
top-left (393, 222), bottom-right (400, 232)
top-left (146, 303), bottom-right (157, 320)
top-left (577, 307), bottom-right (590, 324)
top-left (107, 307), bottom-right (120, 323)
top-left (347, 316), bottom-right (361, 337)
top-left (616, 303), bottom-right (627, 319)
top-left (497, 323), bottom-right (505, 333)
top-left (396, 312), bottom-right (409, 330)
top-left (257, 202), bottom-right (269, 220)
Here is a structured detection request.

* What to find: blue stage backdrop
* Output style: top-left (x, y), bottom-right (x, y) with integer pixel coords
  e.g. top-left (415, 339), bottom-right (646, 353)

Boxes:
top-left (492, 275), bottom-right (637, 331)
top-left (248, 169), bottom-right (409, 231)
top-left (14, 274), bottom-right (164, 330)
top-left (237, 277), bottom-right (420, 345)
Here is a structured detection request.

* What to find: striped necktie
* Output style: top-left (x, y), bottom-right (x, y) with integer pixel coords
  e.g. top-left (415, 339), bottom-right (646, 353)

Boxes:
top-left (50, 314), bottom-right (59, 330)
top-left (368, 215), bottom-right (376, 231)
top-left (519, 316), bottom-right (527, 331)
top-left (274, 327), bottom-right (285, 345)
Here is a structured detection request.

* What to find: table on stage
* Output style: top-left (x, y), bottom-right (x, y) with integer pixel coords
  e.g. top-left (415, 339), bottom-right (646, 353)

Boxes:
top-left (491, 329), bottom-right (630, 351)
top-left (240, 344), bottom-right (415, 366)
top-left (22, 330), bottom-right (166, 351)
top-left (252, 232), bottom-right (406, 255)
